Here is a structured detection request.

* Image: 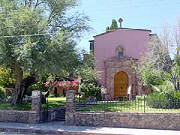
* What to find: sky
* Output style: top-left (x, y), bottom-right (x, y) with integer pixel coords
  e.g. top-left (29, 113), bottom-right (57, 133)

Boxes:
top-left (74, 0), bottom-right (180, 52)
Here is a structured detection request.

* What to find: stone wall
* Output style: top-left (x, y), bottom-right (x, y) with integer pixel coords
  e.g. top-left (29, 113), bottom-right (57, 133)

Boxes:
top-left (0, 109), bottom-right (56, 124)
top-left (0, 90), bottom-right (43, 123)
top-left (67, 112), bottom-right (180, 130)
top-left (65, 90), bottom-right (76, 125)
top-left (0, 110), bottom-right (39, 123)
top-left (65, 89), bottom-right (180, 130)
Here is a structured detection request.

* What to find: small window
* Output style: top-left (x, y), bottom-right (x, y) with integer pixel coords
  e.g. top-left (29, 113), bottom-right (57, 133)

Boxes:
top-left (119, 51), bottom-right (124, 59)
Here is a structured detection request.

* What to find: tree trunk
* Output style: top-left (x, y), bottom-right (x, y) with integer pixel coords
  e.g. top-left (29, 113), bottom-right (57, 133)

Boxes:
top-left (11, 67), bottom-right (23, 106)
top-left (19, 73), bottom-right (37, 103)
top-left (11, 70), bottom-right (38, 105)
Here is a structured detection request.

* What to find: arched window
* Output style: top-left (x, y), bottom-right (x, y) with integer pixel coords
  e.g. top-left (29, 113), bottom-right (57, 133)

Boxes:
top-left (116, 45), bottom-right (124, 59)
top-left (119, 51), bottom-right (124, 59)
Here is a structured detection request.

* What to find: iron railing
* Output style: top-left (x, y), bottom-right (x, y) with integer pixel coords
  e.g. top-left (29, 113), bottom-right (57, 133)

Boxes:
top-left (76, 96), bottom-right (180, 113)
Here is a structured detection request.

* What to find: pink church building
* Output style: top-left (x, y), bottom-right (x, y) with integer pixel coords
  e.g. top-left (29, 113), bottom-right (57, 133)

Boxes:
top-left (90, 19), bottom-right (155, 99)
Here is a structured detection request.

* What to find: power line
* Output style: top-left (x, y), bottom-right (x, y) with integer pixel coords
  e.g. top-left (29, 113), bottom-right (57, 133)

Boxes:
top-left (0, 33), bottom-right (55, 38)
top-left (0, 22), bottom-right (177, 30)
top-left (0, 25), bottom-right (42, 29)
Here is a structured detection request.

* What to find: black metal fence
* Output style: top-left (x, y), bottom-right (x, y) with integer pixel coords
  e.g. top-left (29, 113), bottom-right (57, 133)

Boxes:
top-left (76, 96), bottom-right (180, 113)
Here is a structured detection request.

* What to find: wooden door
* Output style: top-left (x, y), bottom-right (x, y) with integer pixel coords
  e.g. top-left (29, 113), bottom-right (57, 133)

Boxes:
top-left (114, 71), bottom-right (129, 98)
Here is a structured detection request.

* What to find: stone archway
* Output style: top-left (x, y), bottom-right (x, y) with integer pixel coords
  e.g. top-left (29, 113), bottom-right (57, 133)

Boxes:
top-left (114, 71), bottom-right (129, 98)
top-left (104, 56), bottom-right (138, 99)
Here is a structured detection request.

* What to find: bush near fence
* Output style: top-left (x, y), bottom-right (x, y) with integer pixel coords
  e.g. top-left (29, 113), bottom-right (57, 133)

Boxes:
top-left (0, 86), bottom-right (6, 98)
top-left (147, 92), bottom-right (180, 109)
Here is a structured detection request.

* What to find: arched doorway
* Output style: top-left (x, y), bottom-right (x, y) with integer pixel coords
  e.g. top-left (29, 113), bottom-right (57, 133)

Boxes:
top-left (114, 71), bottom-right (129, 98)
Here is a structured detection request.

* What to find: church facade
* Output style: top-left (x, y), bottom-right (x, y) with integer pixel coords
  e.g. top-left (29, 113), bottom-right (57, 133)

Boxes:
top-left (90, 25), bottom-right (155, 99)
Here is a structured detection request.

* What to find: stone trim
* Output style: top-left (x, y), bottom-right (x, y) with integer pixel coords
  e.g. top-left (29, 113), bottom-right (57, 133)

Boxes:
top-left (104, 57), bottom-right (138, 99)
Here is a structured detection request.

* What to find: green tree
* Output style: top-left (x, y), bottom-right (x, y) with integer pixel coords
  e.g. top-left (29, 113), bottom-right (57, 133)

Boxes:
top-left (106, 26), bottom-right (110, 32)
top-left (0, 66), bottom-right (15, 88)
top-left (134, 34), bottom-right (172, 88)
top-left (77, 52), bottom-right (101, 100)
top-left (106, 19), bottom-right (118, 32)
top-left (0, 0), bottom-right (89, 105)
top-left (135, 27), bottom-right (180, 90)
top-left (165, 54), bottom-right (180, 91)
top-left (147, 34), bottom-right (172, 72)
top-left (134, 59), bottom-right (164, 87)
top-left (110, 19), bottom-right (118, 30)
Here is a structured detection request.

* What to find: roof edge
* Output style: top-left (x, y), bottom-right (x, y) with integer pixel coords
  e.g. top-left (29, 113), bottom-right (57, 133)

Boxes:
top-left (93, 27), bottom-right (152, 38)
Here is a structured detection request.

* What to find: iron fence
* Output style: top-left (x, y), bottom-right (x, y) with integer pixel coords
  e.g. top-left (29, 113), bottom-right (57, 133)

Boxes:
top-left (76, 96), bottom-right (180, 113)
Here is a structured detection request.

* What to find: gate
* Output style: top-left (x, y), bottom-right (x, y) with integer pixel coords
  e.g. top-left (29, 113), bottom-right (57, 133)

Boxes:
top-left (41, 91), bottom-right (49, 122)
top-left (54, 107), bottom-right (66, 121)
top-left (41, 91), bottom-right (66, 122)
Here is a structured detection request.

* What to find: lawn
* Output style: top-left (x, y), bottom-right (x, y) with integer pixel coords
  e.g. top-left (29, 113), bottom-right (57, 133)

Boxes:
top-left (1, 96), bottom-right (180, 113)
top-left (45, 96), bottom-right (66, 109)
top-left (0, 102), bottom-right (31, 111)
top-left (77, 100), bottom-right (180, 113)
top-left (0, 96), bottom-right (66, 111)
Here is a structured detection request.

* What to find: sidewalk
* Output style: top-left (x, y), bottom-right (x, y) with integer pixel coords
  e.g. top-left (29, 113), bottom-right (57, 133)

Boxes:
top-left (0, 121), bottom-right (180, 135)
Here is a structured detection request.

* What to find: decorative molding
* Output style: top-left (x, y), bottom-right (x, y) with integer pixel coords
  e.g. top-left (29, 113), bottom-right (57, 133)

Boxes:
top-left (104, 56), bottom-right (138, 99)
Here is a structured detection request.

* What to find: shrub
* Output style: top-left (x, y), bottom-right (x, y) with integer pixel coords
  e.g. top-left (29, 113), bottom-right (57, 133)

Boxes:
top-left (136, 95), bottom-right (146, 100)
top-left (80, 82), bottom-right (101, 101)
top-left (147, 91), bottom-right (180, 109)
top-left (77, 52), bottom-right (102, 101)
top-left (25, 86), bottom-right (34, 96)
top-left (134, 60), bottom-right (164, 87)
top-left (151, 81), bottom-right (174, 94)
top-left (0, 86), bottom-right (6, 99)
top-left (25, 77), bottom-right (49, 96)
top-left (174, 91), bottom-right (180, 99)
top-left (147, 92), bottom-right (171, 109)
top-left (0, 67), bottom-right (15, 88)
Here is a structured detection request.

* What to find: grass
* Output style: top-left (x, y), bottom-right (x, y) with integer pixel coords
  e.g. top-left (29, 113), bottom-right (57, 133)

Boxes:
top-left (45, 96), bottom-right (66, 109)
top-left (0, 103), bottom-right (12, 110)
top-left (1, 96), bottom-right (180, 113)
top-left (0, 102), bottom-right (31, 111)
top-left (77, 100), bottom-right (180, 113)
top-left (0, 96), bottom-right (66, 111)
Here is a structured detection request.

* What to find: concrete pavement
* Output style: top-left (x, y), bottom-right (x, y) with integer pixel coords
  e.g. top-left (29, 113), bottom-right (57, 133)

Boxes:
top-left (0, 121), bottom-right (180, 135)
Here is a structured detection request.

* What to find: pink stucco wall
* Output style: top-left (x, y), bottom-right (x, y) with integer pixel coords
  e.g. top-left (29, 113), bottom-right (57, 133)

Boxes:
top-left (94, 28), bottom-right (151, 86)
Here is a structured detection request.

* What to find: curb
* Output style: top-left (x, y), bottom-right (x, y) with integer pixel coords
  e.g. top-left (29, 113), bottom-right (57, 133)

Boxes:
top-left (0, 127), bottom-right (62, 135)
top-left (0, 127), bottom-right (129, 135)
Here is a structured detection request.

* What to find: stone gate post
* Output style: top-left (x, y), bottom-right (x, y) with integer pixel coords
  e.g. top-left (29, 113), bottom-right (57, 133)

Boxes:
top-left (31, 90), bottom-right (42, 123)
top-left (65, 90), bottom-right (76, 125)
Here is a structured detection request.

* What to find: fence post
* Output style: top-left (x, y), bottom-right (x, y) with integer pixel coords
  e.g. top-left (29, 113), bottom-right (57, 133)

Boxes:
top-left (65, 90), bottom-right (76, 125)
top-left (31, 90), bottom-right (42, 123)
top-left (144, 96), bottom-right (146, 113)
